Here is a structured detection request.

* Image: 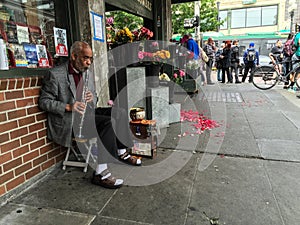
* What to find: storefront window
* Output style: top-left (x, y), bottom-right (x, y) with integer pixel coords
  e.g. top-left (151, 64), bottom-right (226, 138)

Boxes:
top-left (0, 0), bottom-right (55, 69)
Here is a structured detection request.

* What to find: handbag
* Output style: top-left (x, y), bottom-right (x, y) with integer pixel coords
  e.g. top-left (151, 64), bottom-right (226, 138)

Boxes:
top-left (201, 48), bottom-right (209, 62)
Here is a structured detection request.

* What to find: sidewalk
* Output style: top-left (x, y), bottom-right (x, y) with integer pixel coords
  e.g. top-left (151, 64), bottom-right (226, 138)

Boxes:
top-left (1, 81), bottom-right (300, 225)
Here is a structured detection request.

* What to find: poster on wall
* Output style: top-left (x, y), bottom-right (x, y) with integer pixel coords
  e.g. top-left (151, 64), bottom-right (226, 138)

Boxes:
top-left (17, 25), bottom-right (29, 44)
top-left (53, 27), bottom-right (68, 56)
top-left (36, 44), bottom-right (49, 67)
top-left (8, 43), bottom-right (28, 67)
top-left (23, 43), bottom-right (38, 68)
top-left (91, 11), bottom-right (104, 42)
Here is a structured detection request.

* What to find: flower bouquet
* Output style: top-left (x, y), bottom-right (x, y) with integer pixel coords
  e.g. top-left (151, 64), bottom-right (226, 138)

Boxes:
top-left (114, 27), bottom-right (134, 43)
top-left (172, 69), bottom-right (185, 84)
top-left (132, 27), bottom-right (153, 41)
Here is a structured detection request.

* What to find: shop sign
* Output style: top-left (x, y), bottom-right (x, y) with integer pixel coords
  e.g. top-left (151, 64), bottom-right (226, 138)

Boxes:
top-left (242, 0), bottom-right (257, 4)
top-left (137, 0), bottom-right (152, 11)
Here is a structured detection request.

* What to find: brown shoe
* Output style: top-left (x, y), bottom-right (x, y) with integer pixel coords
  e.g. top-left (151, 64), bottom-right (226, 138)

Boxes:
top-left (91, 170), bottom-right (123, 189)
top-left (119, 152), bottom-right (142, 166)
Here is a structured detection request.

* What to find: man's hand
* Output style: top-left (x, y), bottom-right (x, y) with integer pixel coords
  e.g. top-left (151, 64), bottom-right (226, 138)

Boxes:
top-left (72, 101), bottom-right (86, 115)
top-left (85, 91), bottom-right (94, 103)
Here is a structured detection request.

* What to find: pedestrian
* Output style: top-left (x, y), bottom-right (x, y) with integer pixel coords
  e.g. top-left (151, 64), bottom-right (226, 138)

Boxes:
top-left (283, 34), bottom-right (295, 88)
top-left (242, 42), bottom-right (259, 83)
top-left (203, 37), bottom-right (216, 84)
top-left (39, 41), bottom-right (141, 189)
top-left (269, 39), bottom-right (284, 85)
top-left (292, 27), bottom-right (300, 98)
top-left (219, 40), bottom-right (233, 83)
top-left (230, 40), bottom-right (241, 83)
top-left (215, 42), bottom-right (225, 82)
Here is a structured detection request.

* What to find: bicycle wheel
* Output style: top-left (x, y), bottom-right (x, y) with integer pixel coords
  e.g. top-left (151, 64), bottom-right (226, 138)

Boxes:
top-left (294, 72), bottom-right (300, 89)
top-left (252, 66), bottom-right (278, 90)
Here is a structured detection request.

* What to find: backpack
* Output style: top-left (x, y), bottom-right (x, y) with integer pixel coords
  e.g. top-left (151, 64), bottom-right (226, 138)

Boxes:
top-left (283, 37), bottom-right (296, 57)
top-left (246, 49), bottom-right (256, 62)
top-left (231, 46), bottom-right (239, 61)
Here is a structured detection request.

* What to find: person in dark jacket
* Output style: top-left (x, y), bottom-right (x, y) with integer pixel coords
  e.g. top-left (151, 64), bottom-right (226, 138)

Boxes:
top-left (230, 40), bottom-right (241, 83)
top-left (219, 40), bottom-right (233, 83)
top-left (203, 37), bottom-right (216, 84)
top-left (242, 42), bottom-right (259, 83)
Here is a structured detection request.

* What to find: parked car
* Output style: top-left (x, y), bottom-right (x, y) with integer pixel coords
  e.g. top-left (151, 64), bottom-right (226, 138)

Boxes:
top-left (238, 55), bottom-right (271, 75)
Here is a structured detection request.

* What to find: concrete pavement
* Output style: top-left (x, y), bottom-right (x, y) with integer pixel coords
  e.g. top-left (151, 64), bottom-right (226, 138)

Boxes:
top-left (1, 80), bottom-right (300, 225)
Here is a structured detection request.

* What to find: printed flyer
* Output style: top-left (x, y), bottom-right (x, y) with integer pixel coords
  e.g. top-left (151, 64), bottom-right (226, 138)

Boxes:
top-left (36, 44), bottom-right (49, 67)
top-left (53, 27), bottom-right (68, 56)
top-left (17, 25), bottom-right (29, 44)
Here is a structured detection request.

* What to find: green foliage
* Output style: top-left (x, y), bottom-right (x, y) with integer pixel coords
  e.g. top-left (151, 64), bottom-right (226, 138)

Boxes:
top-left (105, 11), bottom-right (143, 31)
top-left (171, 0), bottom-right (224, 35)
top-left (171, 2), bottom-right (195, 36)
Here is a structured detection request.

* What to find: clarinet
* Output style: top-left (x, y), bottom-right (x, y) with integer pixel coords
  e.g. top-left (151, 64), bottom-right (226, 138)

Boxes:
top-left (75, 70), bottom-right (89, 142)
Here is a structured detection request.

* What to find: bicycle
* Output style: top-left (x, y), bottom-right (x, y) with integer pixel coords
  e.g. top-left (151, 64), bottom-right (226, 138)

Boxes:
top-left (251, 58), bottom-right (300, 90)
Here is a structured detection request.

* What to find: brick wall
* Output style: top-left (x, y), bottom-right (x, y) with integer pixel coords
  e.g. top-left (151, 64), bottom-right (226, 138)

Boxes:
top-left (0, 76), bottom-right (66, 198)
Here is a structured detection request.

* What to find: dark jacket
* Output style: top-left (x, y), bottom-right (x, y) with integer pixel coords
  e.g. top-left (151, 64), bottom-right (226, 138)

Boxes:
top-left (221, 47), bottom-right (231, 68)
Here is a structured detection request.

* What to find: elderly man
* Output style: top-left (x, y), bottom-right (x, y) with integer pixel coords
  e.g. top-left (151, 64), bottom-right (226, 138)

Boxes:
top-left (39, 41), bottom-right (141, 189)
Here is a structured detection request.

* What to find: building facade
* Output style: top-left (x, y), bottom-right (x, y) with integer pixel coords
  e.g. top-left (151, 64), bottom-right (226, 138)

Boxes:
top-left (218, 0), bottom-right (299, 35)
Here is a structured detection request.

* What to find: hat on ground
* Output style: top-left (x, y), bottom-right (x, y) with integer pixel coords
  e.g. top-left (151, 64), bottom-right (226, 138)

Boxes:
top-left (249, 42), bottom-right (255, 47)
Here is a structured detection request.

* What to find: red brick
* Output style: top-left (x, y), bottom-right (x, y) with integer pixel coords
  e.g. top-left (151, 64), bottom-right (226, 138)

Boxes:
top-left (0, 171), bottom-right (14, 183)
top-left (15, 162), bottom-right (32, 176)
top-left (36, 78), bottom-right (42, 86)
top-left (29, 122), bottom-right (44, 133)
top-left (0, 152), bottom-right (12, 164)
top-left (6, 175), bottom-right (25, 191)
top-left (5, 90), bottom-right (24, 100)
top-left (41, 159), bottom-right (55, 171)
top-left (16, 78), bottom-right (24, 89)
top-left (23, 150), bottom-right (39, 163)
top-left (0, 101), bottom-right (16, 113)
top-left (0, 120), bottom-right (18, 133)
top-left (0, 139), bottom-right (20, 153)
top-left (10, 127), bottom-right (28, 140)
top-left (18, 116), bottom-right (35, 127)
top-left (23, 78), bottom-right (30, 88)
top-left (40, 144), bottom-right (54, 155)
top-left (25, 166), bottom-right (41, 180)
top-left (0, 113), bottom-right (7, 123)
top-left (36, 113), bottom-right (47, 121)
top-left (55, 153), bottom-right (65, 163)
top-left (8, 109), bottom-right (26, 120)
top-left (0, 92), bottom-right (4, 101)
top-left (38, 129), bottom-right (47, 139)
top-left (16, 98), bottom-right (34, 108)
top-left (12, 145), bottom-right (30, 158)
top-left (0, 133), bottom-right (9, 143)
top-left (48, 148), bottom-right (61, 159)
top-left (3, 157), bottom-right (22, 172)
top-left (0, 80), bottom-right (8, 91)
top-left (8, 79), bottom-right (16, 89)
top-left (30, 139), bottom-right (45, 151)
top-left (21, 133), bottom-right (37, 145)
top-left (30, 78), bottom-right (37, 87)
top-left (27, 106), bottom-right (41, 115)
top-left (24, 88), bottom-right (40, 97)
top-left (0, 185), bottom-right (5, 196)
top-left (33, 155), bottom-right (47, 167)
top-left (33, 97), bottom-right (39, 105)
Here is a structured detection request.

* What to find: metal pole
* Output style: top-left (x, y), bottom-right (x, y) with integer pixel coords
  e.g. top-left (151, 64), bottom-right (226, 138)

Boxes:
top-left (217, 2), bottom-right (220, 32)
top-left (290, 10), bottom-right (294, 34)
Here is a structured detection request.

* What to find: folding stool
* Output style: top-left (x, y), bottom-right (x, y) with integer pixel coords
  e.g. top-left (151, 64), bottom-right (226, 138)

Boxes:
top-left (62, 137), bottom-right (97, 172)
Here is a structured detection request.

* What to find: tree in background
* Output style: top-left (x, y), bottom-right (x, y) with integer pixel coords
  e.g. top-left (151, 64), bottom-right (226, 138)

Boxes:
top-left (171, 0), bottom-right (223, 35)
top-left (105, 11), bottom-right (143, 31)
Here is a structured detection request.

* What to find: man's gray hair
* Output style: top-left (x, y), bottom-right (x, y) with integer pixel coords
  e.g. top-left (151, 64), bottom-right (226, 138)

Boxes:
top-left (70, 41), bottom-right (91, 55)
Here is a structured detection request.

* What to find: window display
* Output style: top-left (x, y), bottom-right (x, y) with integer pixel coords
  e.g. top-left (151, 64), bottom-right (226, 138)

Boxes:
top-left (0, 0), bottom-right (55, 68)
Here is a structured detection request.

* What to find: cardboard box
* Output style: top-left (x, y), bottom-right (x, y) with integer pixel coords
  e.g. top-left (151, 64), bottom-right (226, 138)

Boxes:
top-left (131, 135), bottom-right (157, 158)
